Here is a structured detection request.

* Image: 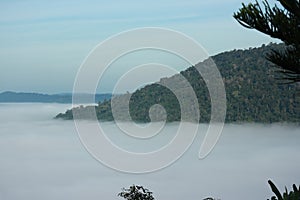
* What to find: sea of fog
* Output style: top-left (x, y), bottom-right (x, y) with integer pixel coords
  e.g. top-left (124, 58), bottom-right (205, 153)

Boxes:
top-left (0, 103), bottom-right (299, 200)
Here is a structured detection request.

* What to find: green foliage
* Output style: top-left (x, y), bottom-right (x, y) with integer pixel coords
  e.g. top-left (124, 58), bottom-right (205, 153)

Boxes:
top-left (56, 43), bottom-right (299, 123)
top-left (268, 180), bottom-right (300, 200)
top-left (233, 0), bottom-right (300, 83)
top-left (118, 185), bottom-right (155, 200)
top-left (129, 84), bottom-right (181, 122)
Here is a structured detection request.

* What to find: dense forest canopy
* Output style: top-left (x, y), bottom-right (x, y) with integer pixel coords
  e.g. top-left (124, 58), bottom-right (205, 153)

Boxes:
top-left (56, 43), bottom-right (299, 123)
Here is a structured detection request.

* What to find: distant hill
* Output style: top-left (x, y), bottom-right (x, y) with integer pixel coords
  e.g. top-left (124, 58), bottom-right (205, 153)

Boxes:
top-left (0, 91), bottom-right (111, 104)
top-left (56, 43), bottom-right (299, 123)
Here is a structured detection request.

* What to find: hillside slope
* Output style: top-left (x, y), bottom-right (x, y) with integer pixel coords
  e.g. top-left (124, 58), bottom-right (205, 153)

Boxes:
top-left (56, 43), bottom-right (299, 123)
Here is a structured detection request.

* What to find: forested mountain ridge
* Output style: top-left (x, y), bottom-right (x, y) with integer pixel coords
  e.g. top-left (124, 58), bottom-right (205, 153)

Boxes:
top-left (0, 91), bottom-right (111, 104)
top-left (56, 43), bottom-right (299, 123)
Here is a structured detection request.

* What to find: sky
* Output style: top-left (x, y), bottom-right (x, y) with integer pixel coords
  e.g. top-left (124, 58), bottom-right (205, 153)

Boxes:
top-left (0, 0), bottom-right (280, 94)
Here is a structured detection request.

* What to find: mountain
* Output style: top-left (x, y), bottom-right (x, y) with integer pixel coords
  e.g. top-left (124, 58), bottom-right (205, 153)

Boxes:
top-left (0, 91), bottom-right (111, 104)
top-left (56, 43), bottom-right (299, 123)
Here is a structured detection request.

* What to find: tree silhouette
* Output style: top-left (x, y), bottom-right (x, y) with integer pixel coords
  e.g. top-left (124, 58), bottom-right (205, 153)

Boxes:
top-left (233, 0), bottom-right (300, 83)
top-left (118, 185), bottom-right (155, 200)
top-left (267, 180), bottom-right (300, 200)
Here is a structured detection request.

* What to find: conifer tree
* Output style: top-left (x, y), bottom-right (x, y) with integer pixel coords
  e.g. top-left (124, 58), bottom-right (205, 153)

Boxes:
top-left (234, 0), bottom-right (300, 83)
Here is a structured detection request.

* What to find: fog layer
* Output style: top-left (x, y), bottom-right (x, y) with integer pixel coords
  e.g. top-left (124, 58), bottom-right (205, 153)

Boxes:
top-left (0, 104), bottom-right (299, 200)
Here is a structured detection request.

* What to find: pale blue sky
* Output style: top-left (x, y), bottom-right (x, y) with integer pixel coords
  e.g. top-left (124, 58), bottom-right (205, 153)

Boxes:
top-left (0, 0), bottom-right (279, 93)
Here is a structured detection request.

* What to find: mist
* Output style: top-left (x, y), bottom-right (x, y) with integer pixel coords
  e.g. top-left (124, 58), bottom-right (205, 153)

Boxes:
top-left (0, 103), bottom-right (299, 200)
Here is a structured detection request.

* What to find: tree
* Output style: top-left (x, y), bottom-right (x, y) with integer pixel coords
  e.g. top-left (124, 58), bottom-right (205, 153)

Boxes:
top-left (267, 180), bottom-right (300, 200)
top-left (233, 0), bottom-right (300, 83)
top-left (118, 185), bottom-right (155, 200)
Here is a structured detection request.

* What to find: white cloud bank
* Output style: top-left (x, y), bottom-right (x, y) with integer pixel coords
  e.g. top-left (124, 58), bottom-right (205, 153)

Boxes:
top-left (0, 103), bottom-right (299, 200)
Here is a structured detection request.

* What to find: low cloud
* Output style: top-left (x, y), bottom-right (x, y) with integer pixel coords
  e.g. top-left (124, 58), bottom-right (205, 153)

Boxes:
top-left (0, 104), bottom-right (299, 200)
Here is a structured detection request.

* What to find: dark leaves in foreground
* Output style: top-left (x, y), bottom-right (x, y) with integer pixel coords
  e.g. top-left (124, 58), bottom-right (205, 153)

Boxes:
top-left (118, 185), bottom-right (155, 200)
top-left (233, 0), bottom-right (300, 83)
top-left (268, 180), bottom-right (300, 200)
